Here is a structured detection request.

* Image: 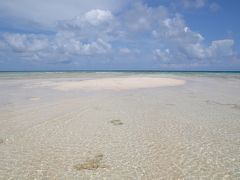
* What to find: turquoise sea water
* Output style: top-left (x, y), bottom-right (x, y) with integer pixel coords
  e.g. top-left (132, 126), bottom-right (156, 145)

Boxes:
top-left (0, 71), bottom-right (240, 79)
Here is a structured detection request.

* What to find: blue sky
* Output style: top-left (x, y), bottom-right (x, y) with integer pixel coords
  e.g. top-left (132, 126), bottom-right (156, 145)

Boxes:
top-left (0, 0), bottom-right (239, 71)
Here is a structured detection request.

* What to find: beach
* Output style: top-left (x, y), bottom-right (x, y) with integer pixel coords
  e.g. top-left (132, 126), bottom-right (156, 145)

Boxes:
top-left (0, 72), bottom-right (239, 179)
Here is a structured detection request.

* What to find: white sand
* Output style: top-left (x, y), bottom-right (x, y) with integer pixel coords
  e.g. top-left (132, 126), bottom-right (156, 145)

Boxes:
top-left (52, 77), bottom-right (185, 91)
top-left (0, 74), bottom-right (240, 179)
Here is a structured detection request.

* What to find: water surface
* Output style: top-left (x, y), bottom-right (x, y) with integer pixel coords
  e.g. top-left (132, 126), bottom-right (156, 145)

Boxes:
top-left (0, 72), bottom-right (239, 179)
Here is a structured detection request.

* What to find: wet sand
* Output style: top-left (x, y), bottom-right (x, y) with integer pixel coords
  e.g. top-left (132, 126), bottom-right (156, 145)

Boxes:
top-left (0, 73), bottom-right (239, 179)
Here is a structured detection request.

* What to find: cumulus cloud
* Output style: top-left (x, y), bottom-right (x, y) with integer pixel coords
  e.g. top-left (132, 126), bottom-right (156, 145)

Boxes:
top-left (0, 0), bottom-right (129, 27)
top-left (83, 9), bottom-right (113, 26)
top-left (179, 0), bottom-right (207, 9)
top-left (2, 33), bottom-right (112, 60)
top-left (153, 49), bottom-right (171, 62)
top-left (207, 39), bottom-right (234, 57)
top-left (119, 48), bottom-right (131, 54)
top-left (0, 8), bottom-right (114, 60)
top-left (122, 3), bottom-right (169, 32)
top-left (152, 14), bottom-right (204, 44)
top-left (0, 1), bottom-right (237, 69)
top-left (61, 9), bottom-right (113, 28)
top-left (55, 34), bottom-right (112, 56)
top-left (3, 33), bottom-right (49, 52)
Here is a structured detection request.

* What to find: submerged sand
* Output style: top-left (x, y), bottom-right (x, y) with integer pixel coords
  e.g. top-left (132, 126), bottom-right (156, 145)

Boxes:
top-left (51, 77), bottom-right (185, 91)
top-left (0, 73), bottom-right (239, 179)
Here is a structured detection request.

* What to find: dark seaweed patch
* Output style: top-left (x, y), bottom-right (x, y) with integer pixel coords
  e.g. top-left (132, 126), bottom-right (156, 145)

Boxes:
top-left (74, 154), bottom-right (106, 171)
top-left (110, 119), bottom-right (124, 126)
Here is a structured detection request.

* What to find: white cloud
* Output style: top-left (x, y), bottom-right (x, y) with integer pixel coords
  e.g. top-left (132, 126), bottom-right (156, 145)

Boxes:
top-left (153, 49), bottom-right (171, 62)
top-left (1, 30), bottom-right (112, 60)
top-left (3, 33), bottom-right (49, 52)
top-left (123, 3), bottom-right (169, 32)
top-left (0, 41), bottom-right (5, 49)
top-left (0, 0), bottom-right (129, 27)
top-left (83, 9), bottom-right (113, 26)
top-left (153, 14), bottom-right (204, 44)
top-left (207, 39), bottom-right (234, 57)
top-left (58, 9), bottom-right (116, 44)
top-left (119, 48), bottom-right (131, 54)
top-left (60, 9), bottom-right (114, 28)
top-left (179, 0), bottom-right (207, 9)
top-left (0, 2), bottom-right (237, 68)
top-left (0, 8), bottom-right (115, 60)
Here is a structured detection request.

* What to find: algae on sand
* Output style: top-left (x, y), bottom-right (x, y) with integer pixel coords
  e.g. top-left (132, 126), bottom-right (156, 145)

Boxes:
top-left (110, 119), bottom-right (123, 126)
top-left (74, 154), bottom-right (106, 171)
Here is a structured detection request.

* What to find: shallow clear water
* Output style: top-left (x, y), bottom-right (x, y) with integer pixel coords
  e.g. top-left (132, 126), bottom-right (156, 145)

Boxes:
top-left (0, 72), bottom-right (239, 179)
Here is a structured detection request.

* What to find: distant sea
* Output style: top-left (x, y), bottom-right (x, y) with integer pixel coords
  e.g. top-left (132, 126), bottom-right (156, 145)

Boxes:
top-left (0, 70), bottom-right (240, 79)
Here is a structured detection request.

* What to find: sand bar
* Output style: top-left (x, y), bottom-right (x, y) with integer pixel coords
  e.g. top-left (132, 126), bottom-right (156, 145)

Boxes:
top-left (52, 77), bottom-right (185, 91)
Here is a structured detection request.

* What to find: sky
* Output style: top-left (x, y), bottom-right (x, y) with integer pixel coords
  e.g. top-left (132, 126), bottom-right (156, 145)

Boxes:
top-left (0, 0), bottom-right (239, 71)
